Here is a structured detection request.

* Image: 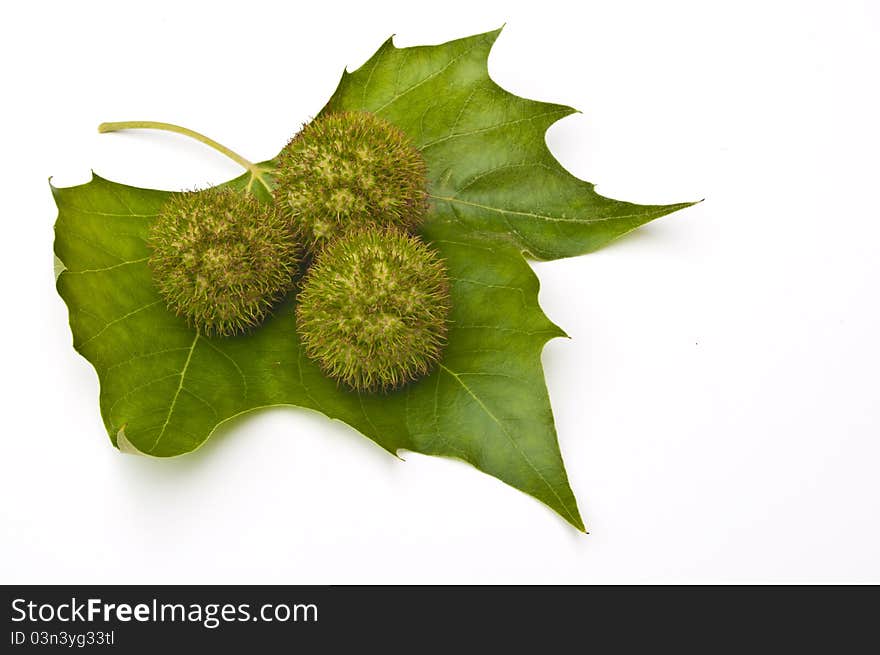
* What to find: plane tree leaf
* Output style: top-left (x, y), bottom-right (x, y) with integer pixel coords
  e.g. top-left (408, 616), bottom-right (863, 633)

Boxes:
top-left (53, 29), bottom-right (696, 530)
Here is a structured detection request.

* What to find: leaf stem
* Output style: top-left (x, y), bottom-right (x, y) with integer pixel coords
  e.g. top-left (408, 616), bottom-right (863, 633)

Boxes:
top-left (97, 121), bottom-right (272, 193)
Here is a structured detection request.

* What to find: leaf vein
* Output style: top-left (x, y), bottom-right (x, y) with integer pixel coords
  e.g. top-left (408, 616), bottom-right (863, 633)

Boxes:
top-left (62, 207), bottom-right (158, 219)
top-left (181, 387), bottom-right (219, 419)
top-left (372, 42), bottom-right (482, 114)
top-left (201, 339), bottom-right (249, 400)
top-left (107, 373), bottom-right (182, 421)
top-left (105, 347), bottom-right (192, 373)
top-left (430, 194), bottom-right (674, 225)
top-left (65, 257), bottom-right (150, 275)
top-left (438, 364), bottom-right (577, 526)
top-left (77, 300), bottom-right (164, 348)
top-left (148, 333), bottom-right (200, 453)
top-left (421, 108), bottom-right (569, 149)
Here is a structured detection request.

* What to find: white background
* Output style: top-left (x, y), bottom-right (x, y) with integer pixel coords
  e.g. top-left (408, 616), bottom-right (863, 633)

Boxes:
top-left (2, 0), bottom-right (878, 583)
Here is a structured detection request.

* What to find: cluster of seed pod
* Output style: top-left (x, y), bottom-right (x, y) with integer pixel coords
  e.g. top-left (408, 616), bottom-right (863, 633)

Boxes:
top-left (147, 111), bottom-right (451, 392)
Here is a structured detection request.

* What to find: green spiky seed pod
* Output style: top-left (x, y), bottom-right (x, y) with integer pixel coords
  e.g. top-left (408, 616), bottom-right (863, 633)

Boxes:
top-left (274, 111), bottom-right (428, 252)
top-left (148, 187), bottom-right (299, 337)
top-left (296, 227), bottom-right (451, 392)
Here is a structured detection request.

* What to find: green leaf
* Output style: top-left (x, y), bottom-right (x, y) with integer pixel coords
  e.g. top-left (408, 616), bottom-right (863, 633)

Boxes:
top-left (53, 29), bottom-right (695, 531)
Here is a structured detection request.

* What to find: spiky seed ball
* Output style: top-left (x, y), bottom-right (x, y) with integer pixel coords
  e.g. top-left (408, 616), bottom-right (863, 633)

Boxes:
top-left (296, 227), bottom-right (451, 392)
top-left (274, 111), bottom-right (428, 252)
top-left (148, 187), bottom-right (299, 337)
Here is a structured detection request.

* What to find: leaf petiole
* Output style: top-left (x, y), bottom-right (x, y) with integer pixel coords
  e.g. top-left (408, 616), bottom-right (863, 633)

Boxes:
top-left (97, 121), bottom-right (273, 193)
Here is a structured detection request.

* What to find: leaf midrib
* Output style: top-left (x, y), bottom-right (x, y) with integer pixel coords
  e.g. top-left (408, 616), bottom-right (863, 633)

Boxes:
top-left (430, 194), bottom-right (680, 225)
